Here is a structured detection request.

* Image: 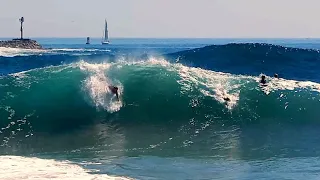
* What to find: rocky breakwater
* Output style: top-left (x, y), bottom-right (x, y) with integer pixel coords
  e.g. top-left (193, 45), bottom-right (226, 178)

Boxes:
top-left (0, 39), bottom-right (43, 49)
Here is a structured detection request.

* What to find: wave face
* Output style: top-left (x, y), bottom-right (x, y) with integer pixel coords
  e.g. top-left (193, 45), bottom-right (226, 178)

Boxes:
top-left (1, 57), bottom-right (320, 144)
top-left (166, 43), bottom-right (320, 82)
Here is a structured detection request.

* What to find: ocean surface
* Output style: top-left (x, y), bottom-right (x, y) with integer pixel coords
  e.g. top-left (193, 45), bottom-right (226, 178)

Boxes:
top-left (1, 38), bottom-right (320, 180)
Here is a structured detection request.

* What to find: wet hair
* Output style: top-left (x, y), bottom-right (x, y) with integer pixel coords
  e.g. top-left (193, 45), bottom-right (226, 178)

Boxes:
top-left (260, 75), bottom-right (267, 84)
top-left (114, 87), bottom-right (118, 90)
top-left (274, 74), bottom-right (279, 78)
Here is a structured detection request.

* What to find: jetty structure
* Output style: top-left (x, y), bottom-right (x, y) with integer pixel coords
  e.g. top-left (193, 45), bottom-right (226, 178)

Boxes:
top-left (86, 37), bottom-right (90, 44)
top-left (0, 17), bottom-right (43, 49)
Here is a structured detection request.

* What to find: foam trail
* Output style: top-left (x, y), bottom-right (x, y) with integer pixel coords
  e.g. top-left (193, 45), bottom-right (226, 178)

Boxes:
top-left (0, 156), bottom-right (132, 180)
top-left (173, 64), bottom-right (242, 110)
top-left (255, 74), bottom-right (320, 94)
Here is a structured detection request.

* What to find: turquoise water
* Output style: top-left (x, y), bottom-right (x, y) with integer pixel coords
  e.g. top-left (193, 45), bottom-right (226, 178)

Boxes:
top-left (1, 38), bottom-right (320, 179)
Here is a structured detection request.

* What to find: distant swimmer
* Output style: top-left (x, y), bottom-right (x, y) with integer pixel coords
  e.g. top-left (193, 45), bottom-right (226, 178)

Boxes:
top-left (108, 86), bottom-right (119, 101)
top-left (274, 73), bottom-right (279, 78)
top-left (260, 75), bottom-right (267, 85)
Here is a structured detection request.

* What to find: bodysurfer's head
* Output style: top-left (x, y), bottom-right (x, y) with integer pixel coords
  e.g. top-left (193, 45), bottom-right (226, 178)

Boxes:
top-left (260, 75), bottom-right (267, 84)
top-left (109, 86), bottom-right (119, 101)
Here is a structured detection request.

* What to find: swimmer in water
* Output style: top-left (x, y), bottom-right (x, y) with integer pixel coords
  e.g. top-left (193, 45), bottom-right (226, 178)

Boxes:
top-left (274, 73), bottom-right (279, 78)
top-left (260, 75), bottom-right (267, 84)
top-left (108, 86), bottom-right (119, 101)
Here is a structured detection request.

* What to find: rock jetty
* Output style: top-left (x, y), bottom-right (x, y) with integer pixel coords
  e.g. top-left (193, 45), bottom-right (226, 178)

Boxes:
top-left (0, 39), bottom-right (43, 49)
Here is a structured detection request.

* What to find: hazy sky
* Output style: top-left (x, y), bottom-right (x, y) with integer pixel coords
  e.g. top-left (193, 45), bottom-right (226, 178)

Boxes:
top-left (1, 0), bottom-right (319, 38)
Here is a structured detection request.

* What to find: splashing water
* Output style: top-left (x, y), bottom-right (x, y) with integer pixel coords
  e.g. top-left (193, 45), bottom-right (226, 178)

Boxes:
top-left (0, 47), bottom-right (47, 57)
top-left (0, 156), bottom-right (132, 180)
top-left (79, 61), bottom-right (123, 113)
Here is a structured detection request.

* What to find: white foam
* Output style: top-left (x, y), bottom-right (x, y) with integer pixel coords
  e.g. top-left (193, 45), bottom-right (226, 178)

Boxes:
top-left (0, 156), bottom-right (132, 180)
top-left (170, 64), bottom-right (243, 110)
top-left (255, 75), bottom-right (320, 94)
top-left (52, 48), bottom-right (111, 52)
top-left (78, 60), bottom-right (112, 72)
top-left (119, 57), bottom-right (170, 67)
top-left (78, 60), bottom-right (123, 113)
top-left (0, 47), bottom-right (47, 57)
top-left (52, 48), bottom-right (87, 52)
top-left (0, 47), bottom-right (110, 57)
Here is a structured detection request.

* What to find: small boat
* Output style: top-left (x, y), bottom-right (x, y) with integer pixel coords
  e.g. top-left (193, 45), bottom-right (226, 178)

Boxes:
top-left (101, 19), bottom-right (109, 45)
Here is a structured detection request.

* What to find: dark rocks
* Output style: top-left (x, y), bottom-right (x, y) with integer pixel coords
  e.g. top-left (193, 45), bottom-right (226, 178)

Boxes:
top-left (0, 39), bottom-right (43, 49)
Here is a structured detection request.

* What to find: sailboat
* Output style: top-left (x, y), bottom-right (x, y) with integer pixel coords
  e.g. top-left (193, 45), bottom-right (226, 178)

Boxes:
top-left (101, 19), bottom-right (109, 45)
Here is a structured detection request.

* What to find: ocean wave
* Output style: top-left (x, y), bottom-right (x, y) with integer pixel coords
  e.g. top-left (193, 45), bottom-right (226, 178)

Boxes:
top-left (2, 43), bottom-right (320, 83)
top-left (1, 58), bottom-right (320, 144)
top-left (166, 43), bottom-right (320, 82)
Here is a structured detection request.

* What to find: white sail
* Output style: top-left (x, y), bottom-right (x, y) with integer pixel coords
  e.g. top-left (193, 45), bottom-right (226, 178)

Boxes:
top-left (102, 19), bottom-right (109, 44)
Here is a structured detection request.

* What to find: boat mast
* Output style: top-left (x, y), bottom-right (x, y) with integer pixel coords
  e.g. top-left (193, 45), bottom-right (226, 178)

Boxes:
top-left (104, 19), bottom-right (109, 42)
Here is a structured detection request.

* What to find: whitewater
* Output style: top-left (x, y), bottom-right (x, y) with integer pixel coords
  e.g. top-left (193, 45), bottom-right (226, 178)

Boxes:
top-left (1, 38), bottom-right (320, 180)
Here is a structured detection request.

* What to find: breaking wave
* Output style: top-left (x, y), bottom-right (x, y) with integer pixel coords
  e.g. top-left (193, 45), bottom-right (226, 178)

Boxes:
top-left (1, 58), bottom-right (320, 142)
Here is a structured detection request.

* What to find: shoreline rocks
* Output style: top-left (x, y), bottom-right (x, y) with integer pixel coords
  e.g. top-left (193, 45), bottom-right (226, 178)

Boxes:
top-left (0, 39), bottom-right (43, 49)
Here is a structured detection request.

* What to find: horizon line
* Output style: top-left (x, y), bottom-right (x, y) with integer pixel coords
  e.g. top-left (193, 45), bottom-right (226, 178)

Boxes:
top-left (1, 37), bottom-right (320, 39)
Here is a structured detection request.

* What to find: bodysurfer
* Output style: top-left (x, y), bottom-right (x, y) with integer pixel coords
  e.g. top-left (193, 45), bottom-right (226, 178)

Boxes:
top-left (260, 75), bottom-right (267, 85)
top-left (223, 97), bottom-right (230, 102)
top-left (108, 86), bottom-right (119, 101)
